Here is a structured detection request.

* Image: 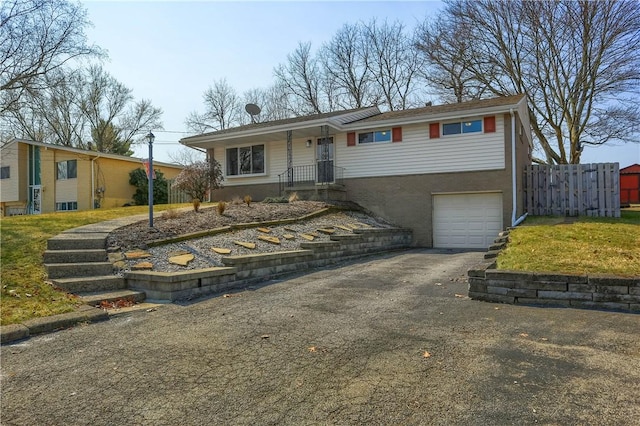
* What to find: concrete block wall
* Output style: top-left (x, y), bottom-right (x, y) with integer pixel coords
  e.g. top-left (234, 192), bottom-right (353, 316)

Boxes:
top-left (126, 227), bottom-right (412, 301)
top-left (468, 266), bottom-right (640, 313)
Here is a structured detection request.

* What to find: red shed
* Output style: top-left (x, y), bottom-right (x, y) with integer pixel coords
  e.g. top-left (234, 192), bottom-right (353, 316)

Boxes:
top-left (620, 164), bottom-right (640, 206)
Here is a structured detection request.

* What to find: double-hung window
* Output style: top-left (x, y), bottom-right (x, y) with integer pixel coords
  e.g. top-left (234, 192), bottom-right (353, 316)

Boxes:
top-left (226, 144), bottom-right (265, 176)
top-left (0, 166), bottom-right (9, 179)
top-left (57, 160), bottom-right (77, 180)
top-left (358, 130), bottom-right (391, 144)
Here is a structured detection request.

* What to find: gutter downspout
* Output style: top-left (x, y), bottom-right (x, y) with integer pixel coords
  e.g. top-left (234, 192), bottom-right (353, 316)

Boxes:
top-left (510, 108), bottom-right (518, 226)
top-left (91, 154), bottom-right (101, 209)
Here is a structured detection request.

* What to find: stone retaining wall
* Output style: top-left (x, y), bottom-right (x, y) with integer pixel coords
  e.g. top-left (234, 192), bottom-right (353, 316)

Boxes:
top-left (126, 228), bottom-right (411, 301)
top-left (468, 265), bottom-right (640, 313)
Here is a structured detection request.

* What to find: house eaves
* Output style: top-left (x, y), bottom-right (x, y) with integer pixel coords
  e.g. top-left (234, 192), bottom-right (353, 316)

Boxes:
top-left (345, 95), bottom-right (527, 129)
top-left (180, 106), bottom-right (381, 147)
top-left (5, 138), bottom-right (183, 169)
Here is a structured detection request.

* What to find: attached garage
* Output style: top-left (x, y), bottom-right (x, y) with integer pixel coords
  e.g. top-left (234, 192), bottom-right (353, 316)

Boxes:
top-left (433, 193), bottom-right (503, 249)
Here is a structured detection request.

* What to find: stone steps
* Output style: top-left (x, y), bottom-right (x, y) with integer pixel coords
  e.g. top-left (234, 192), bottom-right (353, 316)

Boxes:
top-left (46, 262), bottom-right (114, 279)
top-left (47, 233), bottom-right (108, 250)
top-left (51, 275), bottom-right (126, 293)
top-left (79, 289), bottom-right (147, 307)
top-left (43, 249), bottom-right (107, 264)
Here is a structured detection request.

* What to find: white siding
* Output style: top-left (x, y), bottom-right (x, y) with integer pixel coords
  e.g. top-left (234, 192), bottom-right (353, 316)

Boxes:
top-left (0, 144), bottom-right (20, 202)
top-left (337, 118), bottom-right (505, 179)
top-left (219, 138), bottom-right (315, 187)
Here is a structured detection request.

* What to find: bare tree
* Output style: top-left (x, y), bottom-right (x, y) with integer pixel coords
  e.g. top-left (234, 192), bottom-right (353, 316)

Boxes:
top-left (420, 0), bottom-right (640, 164)
top-left (168, 147), bottom-right (206, 166)
top-left (0, 0), bottom-right (103, 114)
top-left (318, 23), bottom-right (378, 109)
top-left (363, 19), bottom-right (424, 111)
top-left (415, 17), bottom-right (488, 103)
top-left (274, 42), bottom-right (325, 115)
top-left (185, 78), bottom-right (241, 133)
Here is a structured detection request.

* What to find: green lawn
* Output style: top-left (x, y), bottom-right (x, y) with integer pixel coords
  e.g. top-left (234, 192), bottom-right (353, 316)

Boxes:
top-left (497, 209), bottom-right (640, 277)
top-left (1, 204), bottom-right (191, 326)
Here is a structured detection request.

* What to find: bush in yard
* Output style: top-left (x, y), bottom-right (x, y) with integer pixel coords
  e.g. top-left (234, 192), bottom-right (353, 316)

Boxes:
top-left (172, 160), bottom-right (224, 210)
top-left (129, 168), bottom-right (168, 205)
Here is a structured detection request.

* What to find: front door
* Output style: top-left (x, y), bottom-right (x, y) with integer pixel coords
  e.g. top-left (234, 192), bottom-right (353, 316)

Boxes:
top-left (316, 137), bottom-right (334, 183)
top-left (29, 185), bottom-right (42, 214)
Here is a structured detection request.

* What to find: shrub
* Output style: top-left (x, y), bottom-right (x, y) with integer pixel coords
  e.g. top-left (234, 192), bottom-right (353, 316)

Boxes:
top-left (162, 208), bottom-right (181, 219)
top-left (244, 195), bottom-right (252, 207)
top-left (288, 192), bottom-right (299, 202)
top-left (172, 160), bottom-right (224, 210)
top-left (129, 168), bottom-right (169, 205)
top-left (231, 196), bottom-right (243, 205)
top-left (262, 196), bottom-right (289, 204)
top-left (192, 198), bottom-right (201, 212)
top-left (217, 201), bottom-right (227, 215)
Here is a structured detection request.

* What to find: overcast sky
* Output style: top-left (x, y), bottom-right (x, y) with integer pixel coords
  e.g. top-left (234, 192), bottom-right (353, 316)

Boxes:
top-left (82, 0), bottom-right (639, 167)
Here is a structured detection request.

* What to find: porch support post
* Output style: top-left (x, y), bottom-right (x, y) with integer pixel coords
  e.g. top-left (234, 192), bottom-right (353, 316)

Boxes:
top-left (286, 130), bottom-right (293, 186)
top-left (321, 125), bottom-right (330, 200)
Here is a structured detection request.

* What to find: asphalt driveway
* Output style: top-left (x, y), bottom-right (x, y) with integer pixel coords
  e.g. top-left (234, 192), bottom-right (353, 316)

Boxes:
top-left (2, 249), bottom-right (639, 425)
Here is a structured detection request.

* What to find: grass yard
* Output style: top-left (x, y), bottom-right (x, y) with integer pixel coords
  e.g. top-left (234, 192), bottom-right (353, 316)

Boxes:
top-left (0, 204), bottom-right (191, 326)
top-left (498, 208), bottom-right (640, 277)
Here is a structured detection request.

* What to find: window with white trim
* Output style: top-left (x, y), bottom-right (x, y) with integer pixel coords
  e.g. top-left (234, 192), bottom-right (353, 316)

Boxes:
top-left (56, 160), bottom-right (77, 180)
top-left (226, 144), bottom-right (265, 176)
top-left (442, 120), bottom-right (482, 135)
top-left (358, 130), bottom-right (391, 144)
top-left (56, 201), bottom-right (78, 211)
top-left (0, 166), bottom-right (9, 179)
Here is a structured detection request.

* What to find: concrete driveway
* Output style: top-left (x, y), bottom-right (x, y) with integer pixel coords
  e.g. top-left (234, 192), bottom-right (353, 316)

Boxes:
top-left (2, 249), bottom-right (639, 425)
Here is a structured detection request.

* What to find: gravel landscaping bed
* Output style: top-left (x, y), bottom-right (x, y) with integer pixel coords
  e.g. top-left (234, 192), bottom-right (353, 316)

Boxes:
top-left (107, 202), bottom-right (394, 273)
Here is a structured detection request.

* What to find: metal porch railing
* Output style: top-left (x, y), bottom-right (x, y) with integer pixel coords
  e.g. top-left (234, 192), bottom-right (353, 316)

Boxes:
top-left (278, 164), bottom-right (345, 195)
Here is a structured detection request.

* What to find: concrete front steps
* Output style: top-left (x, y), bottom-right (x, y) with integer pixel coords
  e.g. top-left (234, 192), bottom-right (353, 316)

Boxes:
top-left (44, 232), bottom-right (147, 311)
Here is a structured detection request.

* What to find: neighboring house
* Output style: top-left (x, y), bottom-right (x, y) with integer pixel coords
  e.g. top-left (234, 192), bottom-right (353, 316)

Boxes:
top-left (620, 164), bottom-right (640, 206)
top-left (181, 95), bottom-right (532, 248)
top-left (0, 139), bottom-right (183, 216)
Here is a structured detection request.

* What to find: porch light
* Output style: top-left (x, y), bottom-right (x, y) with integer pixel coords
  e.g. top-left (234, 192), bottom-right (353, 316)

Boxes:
top-left (147, 131), bottom-right (155, 228)
top-left (306, 139), bottom-right (312, 148)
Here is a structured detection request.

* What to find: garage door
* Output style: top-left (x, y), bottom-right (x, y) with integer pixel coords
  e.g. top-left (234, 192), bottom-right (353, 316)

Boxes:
top-left (433, 193), bottom-right (503, 249)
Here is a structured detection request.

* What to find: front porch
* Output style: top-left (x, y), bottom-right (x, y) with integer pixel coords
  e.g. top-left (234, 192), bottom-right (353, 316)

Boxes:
top-left (278, 164), bottom-right (346, 201)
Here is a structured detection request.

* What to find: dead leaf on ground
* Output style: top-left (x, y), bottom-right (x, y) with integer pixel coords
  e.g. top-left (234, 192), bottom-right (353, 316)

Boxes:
top-left (454, 293), bottom-right (466, 298)
top-left (519, 333), bottom-right (529, 338)
top-left (423, 351), bottom-right (432, 358)
top-left (308, 346), bottom-right (317, 352)
top-left (260, 334), bottom-right (270, 339)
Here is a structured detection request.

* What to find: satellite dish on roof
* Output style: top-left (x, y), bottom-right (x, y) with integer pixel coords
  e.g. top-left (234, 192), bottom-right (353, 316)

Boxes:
top-left (245, 103), bottom-right (261, 123)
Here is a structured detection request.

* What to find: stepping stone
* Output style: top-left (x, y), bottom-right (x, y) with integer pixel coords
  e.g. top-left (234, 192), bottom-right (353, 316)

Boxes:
top-left (346, 224), bottom-right (359, 229)
top-left (317, 228), bottom-right (335, 235)
top-left (283, 234), bottom-right (296, 240)
top-left (299, 233), bottom-right (315, 241)
top-left (234, 241), bottom-right (256, 249)
top-left (132, 262), bottom-right (153, 270)
top-left (257, 227), bottom-right (271, 233)
top-left (308, 231), bottom-right (319, 237)
top-left (258, 235), bottom-right (281, 245)
top-left (335, 225), bottom-right (352, 232)
top-left (168, 249), bottom-right (190, 257)
top-left (354, 222), bottom-right (372, 228)
top-left (169, 253), bottom-right (194, 266)
top-left (108, 252), bottom-right (125, 262)
top-left (211, 247), bottom-right (232, 254)
top-left (284, 227), bottom-right (297, 232)
top-left (124, 250), bottom-right (151, 260)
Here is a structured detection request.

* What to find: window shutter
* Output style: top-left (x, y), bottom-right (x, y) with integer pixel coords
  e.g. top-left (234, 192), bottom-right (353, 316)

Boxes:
top-left (484, 116), bottom-right (496, 133)
top-left (429, 123), bottom-right (440, 139)
top-left (392, 127), bottom-right (402, 142)
top-left (347, 132), bottom-right (356, 146)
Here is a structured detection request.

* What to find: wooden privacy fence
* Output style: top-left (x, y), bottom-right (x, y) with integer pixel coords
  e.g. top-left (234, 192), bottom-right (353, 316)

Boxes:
top-left (524, 163), bottom-right (620, 217)
top-left (167, 179), bottom-right (191, 204)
